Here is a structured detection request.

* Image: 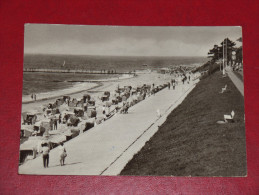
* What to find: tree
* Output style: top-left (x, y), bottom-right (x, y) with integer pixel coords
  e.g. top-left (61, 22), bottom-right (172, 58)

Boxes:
top-left (237, 37), bottom-right (242, 42)
top-left (220, 38), bottom-right (236, 65)
top-left (236, 46), bottom-right (243, 65)
top-left (235, 37), bottom-right (243, 65)
top-left (208, 44), bottom-right (222, 62)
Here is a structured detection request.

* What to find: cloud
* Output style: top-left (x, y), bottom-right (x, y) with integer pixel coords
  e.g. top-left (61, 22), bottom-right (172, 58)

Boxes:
top-left (24, 25), bottom-right (242, 56)
top-left (25, 37), bottom-right (207, 56)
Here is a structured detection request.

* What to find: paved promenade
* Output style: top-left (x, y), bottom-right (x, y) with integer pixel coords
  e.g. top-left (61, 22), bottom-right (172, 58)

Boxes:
top-left (19, 81), bottom-right (198, 175)
top-left (226, 67), bottom-right (244, 96)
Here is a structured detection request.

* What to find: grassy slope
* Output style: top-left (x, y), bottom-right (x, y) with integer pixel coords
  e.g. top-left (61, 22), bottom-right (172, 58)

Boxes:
top-left (120, 71), bottom-right (246, 176)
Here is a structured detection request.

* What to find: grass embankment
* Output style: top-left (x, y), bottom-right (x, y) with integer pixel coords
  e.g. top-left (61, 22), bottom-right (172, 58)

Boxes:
top-left (120, 71), bottom-right (246, 176)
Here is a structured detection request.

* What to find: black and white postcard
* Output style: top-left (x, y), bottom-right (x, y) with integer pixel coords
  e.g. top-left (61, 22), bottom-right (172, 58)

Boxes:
top-left (19, 25), bottom-right (246, 176)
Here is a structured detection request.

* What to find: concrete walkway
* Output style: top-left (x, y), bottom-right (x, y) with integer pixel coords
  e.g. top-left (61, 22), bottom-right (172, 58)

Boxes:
top-left (19, 81), bottom-right (198, 175)
top-left (226, 67), bottom-right (244, 96)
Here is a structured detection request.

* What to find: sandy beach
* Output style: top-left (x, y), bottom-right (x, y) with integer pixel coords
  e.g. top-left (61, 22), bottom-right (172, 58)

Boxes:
top-left (19, 68), bottom-right (201, 174)
top-left (19, 72), bottom-right (199, 175)
top-left (21, 71), bottom-right (177, 113)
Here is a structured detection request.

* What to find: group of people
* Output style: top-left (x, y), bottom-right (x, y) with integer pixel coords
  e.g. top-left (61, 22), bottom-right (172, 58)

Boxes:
top-left (38, 77), bottom-right (186, 169)
top-left (31, 93), bottom-right (37, 101)
top-left (41, 142), bottom-right (67, 168)
top-left (181, 74), bottom-right (191, 84)
top-left (50, 117), bottom-right (59, 130)
top-left (168, 79), bottom-right (176, 90)
top-left (168, 79), bottom-right (177, 90)
top-left (166, 72), bottom-right (193, 90)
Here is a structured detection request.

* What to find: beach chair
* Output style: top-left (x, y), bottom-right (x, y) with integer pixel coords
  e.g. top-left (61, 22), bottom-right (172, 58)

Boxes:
top-left (72, 98), bottom-right (78, 104)
top-left (74, 108), bottom-right (84, 117)
top-left (224, 110), bottom-right (235, 123)
top-left (67, 116), bottom-right (80, 127)
top-left (104, 91), bottom-right (110, 97)
top-left (63, 96), bottom-right (70, 103)
top-left (87, 109), bottom-right (97, 118)
top-left (146, 85), bottom-right (151, 90)
top-left (116, 96), bottom-right (122, 102)
top-left (76, 99), bottom-right (84, 106)
top-left (76, 102), bottom-right (83, 108)
top-left (101, 95), bottom-right (109, 102)
top-left (124, 87), bottom-right (131, 93)
top-left (69, 101), bottom-right (76, 107)
top-left (88, 100), bottom-right (95, 106)
top-left (131, 90), bottom-right (137, 96)
top-left (220, 85), bottom-right (227, 93)
top-left (120, 105), bottom-right (129, 114)
top-left (112, 98), bottom-right (118, 105)
top-left (125, 92), bottom-right (130, 99)
top-left (52, 108), bottom-right (60, 115)
top-left (83, 94), bottom-right (91, 103)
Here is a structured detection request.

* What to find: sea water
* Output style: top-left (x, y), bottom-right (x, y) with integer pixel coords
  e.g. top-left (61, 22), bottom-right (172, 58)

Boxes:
top-left (23, 54), bottom-right (207, 95)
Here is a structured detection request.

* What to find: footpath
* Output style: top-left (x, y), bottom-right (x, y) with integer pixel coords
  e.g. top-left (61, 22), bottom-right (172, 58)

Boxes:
top-left (19, 80), bottom-right (198, 175)
top-left (226, 67), bottom-right (244, 97)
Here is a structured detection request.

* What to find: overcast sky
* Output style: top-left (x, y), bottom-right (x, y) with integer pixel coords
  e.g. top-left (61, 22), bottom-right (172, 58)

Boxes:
top-left (24, 24), bottom-right (242, 56)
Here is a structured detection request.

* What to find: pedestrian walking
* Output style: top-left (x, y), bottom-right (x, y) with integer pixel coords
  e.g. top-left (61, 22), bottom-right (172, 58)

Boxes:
top-left (34, 94), bottom-right (37, 101)
top-left (157, 109), bottom-right (161, 117)
top-left (41, 143), bottom-right (50, 168)
top-left (102, 105), bottom-right (106, 115)
top-left (106, 106), bottom-right (110, 118)
top-left (58, 142), bottom-right (67, 166)
top-left (50, 119), bottom-right (53, 130)
top-left (58, 114), bottom-right (62, 124)
top-left (54, 119), bottom-right (58, 130)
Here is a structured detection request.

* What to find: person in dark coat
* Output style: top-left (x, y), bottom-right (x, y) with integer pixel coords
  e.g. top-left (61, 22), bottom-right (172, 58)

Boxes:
top-left (58, 114), bottom-right (62, 124)
top-left (50, 119), bottom-right (53, 130)
top-left (54, 119), bottom-right (58, 130)
top-left (41, 143), bottom-right (50, 168)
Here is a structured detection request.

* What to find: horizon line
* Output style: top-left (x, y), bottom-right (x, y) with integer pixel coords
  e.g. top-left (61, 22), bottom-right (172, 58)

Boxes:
top-left (24, 53), bottom-right (207, 58)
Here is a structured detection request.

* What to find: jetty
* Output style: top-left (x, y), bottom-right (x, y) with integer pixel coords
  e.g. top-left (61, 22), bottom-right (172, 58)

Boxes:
top-left (23, 68), bottom-right (134, 75)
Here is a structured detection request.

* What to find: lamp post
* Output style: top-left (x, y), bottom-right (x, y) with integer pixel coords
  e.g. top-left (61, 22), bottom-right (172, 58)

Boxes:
top-left (223, 39), bottom-right (226, 75)
top-left (218, 47), bottom-right (221, 71)
top-left (226, 38), bottom-right (228, 67)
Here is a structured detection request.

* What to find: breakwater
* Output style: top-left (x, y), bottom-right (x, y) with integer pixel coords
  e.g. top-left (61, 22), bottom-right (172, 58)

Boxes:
top-left (23, 68), bottom-right (133, 74)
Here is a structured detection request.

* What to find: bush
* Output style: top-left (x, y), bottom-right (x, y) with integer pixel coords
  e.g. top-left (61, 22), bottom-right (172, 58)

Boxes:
top-left (199, 63), bottom-right (220, 80)
top-left (208, 63), bottom-right (220, 75)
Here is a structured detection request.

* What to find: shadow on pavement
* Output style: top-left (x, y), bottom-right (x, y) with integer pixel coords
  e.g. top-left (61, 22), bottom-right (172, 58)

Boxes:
top-left (50, 162), bottom-right (83, 168)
